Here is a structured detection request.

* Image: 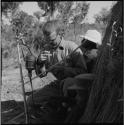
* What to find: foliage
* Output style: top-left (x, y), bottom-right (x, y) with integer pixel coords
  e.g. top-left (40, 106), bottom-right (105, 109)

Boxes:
top-left (37, 2), bottom-right (89, 24)
top-left (57, 2), bottom-right (73, 23)
top-left (37, 1), bottom-right (59, 18)
top-left (94, 8), bottom-right (111, 26)
top-left (11, 11), bottom-right (28, 34)
top-left (11, 11), bottom-right (38, 45)
top-left (2, 23), bottom-right (17, 59)
top-left (33, 11), bottom-right (44, 20)
top-left (70, 2), bottom-right (89, 24)
top-left (2, 10), bottom-right (42, 60)
top-left (2, 2), bottom-right (22, 17)
top-left (69, 2), bottom-right (89, 41)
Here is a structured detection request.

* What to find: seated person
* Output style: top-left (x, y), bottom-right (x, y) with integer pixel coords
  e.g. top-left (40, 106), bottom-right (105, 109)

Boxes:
top-left (26, 20), bottom-right (87, 123)
top-left (35, 19), bottom-right (87, 80)
top-left (63, 29), bottom-right (102, 96)
top-left (27, 28), bottom-right (102, 123)
top-left (61, 30), bottom-right (102, 123)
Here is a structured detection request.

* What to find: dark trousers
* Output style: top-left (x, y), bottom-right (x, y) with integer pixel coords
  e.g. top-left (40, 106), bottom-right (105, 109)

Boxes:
top-left (27, 80), bottom-right (62, 106)
top-left (27, 80), bottom-right (69, 123)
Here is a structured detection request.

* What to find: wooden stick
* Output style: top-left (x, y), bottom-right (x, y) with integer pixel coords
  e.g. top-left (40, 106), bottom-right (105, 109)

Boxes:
top-left (17, 43), bottom-right (29, 124)
top-left (4, 112), bottom-right (24, 124)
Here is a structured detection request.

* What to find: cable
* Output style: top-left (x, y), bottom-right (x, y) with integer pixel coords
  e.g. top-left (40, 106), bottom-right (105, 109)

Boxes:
top-left (28, 72), bottom-right (35, 107)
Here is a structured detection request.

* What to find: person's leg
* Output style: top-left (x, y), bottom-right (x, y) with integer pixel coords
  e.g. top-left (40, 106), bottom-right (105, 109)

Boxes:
top-left (27, 80), bottom-right (62, 107)
top-left (27, 80), bottom-right (66, 123)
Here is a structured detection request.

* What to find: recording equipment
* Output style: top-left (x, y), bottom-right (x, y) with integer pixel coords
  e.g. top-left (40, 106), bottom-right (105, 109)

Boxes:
top-left (25, 53), bottom-right (37, 75)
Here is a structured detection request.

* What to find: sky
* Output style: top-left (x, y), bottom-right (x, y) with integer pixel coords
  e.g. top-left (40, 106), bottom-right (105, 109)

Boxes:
top-left (3, 1), bottom-right (116, 24)
top-left (19, 2), bottom-right (42, 15)
top-left (86, 1), bottom-right (116, 23)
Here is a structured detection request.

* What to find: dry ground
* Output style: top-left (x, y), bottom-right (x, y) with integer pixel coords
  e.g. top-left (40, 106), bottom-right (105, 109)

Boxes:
top-left (1, 64), bottom-right (57, 124)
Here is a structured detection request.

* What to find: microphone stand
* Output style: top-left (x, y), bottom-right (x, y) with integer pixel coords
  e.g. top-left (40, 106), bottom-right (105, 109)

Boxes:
top-left (17, 42), bottom-right (29, 124)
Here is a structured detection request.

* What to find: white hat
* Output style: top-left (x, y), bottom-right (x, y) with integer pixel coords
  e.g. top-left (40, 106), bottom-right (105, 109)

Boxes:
top-left (80, 30), bottom-right (102, 45)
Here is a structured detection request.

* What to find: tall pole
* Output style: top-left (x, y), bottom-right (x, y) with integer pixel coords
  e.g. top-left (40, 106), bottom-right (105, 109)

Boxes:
top-left (17, 43), bottom-right (29, 124)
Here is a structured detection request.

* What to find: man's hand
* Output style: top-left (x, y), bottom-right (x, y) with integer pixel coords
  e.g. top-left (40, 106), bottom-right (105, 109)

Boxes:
top-left (35, 64), bottom-right (47, 78)
top-left (38, 51), bottom-right (51, 62)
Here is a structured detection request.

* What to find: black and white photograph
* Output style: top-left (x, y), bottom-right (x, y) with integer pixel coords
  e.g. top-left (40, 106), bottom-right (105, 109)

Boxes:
top-left (1, 1), bottom-right (123, 124)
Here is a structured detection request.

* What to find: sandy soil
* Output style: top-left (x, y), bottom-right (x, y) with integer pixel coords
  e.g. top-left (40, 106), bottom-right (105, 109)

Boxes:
top-left (2, 66), bottom-right (57, 101)
top-left (1, 65), bottom-right (57, 124)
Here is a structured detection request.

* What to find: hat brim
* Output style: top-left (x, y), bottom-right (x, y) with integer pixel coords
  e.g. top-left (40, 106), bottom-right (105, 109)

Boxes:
top-left (80, 35), bottom-right (98, 44)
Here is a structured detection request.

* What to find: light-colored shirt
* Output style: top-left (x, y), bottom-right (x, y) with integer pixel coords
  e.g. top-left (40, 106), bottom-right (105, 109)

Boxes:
top-left (45, 38), bottom-right (87, 79)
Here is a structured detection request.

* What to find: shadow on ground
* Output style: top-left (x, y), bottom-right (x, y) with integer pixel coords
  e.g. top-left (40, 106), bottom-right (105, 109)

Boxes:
top-left (1, 100), bottom-right (26, 124)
